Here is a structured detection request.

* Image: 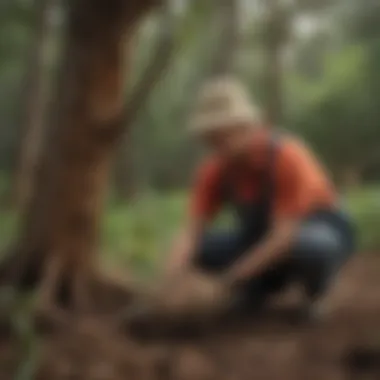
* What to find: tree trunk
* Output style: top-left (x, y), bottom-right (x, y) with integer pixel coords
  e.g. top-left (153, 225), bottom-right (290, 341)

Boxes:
top-left (114, 136), bottom-right (136, 200)
top-left (2, 0), bottom-right (161, 312)
top-left (262, 0), bottom-right (288, 126)
top-left (210, 0), bottom-right (239, 77)
top-left (341, 166), bottom-right (362, 190)
top-left (12, 0), bottom-right (55, 213)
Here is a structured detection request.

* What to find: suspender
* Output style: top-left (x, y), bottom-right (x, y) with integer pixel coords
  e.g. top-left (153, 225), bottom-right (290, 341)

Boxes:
top-left (220, 132), bottom-right (281, 214)
top-left (262, 132), bottom-right (280, 212)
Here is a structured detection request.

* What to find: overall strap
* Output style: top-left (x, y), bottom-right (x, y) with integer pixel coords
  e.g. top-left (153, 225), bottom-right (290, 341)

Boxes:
top-left (260, 131), bottom-right (281, 212)
top-left (220, 131), bottom-right (281, 209)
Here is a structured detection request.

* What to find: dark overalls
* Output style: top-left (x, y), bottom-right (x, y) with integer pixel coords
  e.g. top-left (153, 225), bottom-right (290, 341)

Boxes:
top-left (196, 135), bottom-right (356, 307)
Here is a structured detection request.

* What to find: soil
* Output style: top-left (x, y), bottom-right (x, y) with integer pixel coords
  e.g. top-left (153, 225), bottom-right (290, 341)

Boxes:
top-left (3, 255), bottom-right (380, 380)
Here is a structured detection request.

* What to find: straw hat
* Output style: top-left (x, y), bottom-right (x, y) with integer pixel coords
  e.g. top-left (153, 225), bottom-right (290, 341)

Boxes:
top-left (189, 76), bottom-right (261, 135)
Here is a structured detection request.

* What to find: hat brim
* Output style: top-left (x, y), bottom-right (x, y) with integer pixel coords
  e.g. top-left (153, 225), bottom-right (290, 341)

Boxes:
top-left (188, 112), bottom-right (257, 136)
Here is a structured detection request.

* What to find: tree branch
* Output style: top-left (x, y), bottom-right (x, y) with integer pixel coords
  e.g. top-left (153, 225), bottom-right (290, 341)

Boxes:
top-left (209, 0), bottom-right (239, 77)
top-left (121, 1), bottom-right (175, 131)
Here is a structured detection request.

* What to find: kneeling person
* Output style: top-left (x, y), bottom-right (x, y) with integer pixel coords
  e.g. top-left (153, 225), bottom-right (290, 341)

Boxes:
top-left (167, 77), bottom-right (356, 319)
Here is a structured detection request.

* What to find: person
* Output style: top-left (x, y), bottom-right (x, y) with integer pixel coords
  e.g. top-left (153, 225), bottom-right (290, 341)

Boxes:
top-left (166, 77), bottom-right (356, 321)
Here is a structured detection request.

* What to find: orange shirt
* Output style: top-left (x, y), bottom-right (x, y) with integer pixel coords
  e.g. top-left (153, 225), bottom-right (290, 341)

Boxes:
top-left (190, 130), bottom-right (336, 222)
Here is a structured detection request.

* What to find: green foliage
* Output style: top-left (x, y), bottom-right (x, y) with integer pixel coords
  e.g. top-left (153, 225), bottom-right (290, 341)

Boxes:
top-left (1, 188), bottom-right (380, 276)
top-left (285, 0), bottom-right (380, 183)
top-left (2, 0), bottom-right (380, 188)
top-left (0, 1), bottom-right (37, 172)
top-left (1, 0), bottom-right (380, 271)
top-left (89, 186), bottom-right (380, 264)
top-left (12, 293), bottom-right (40, 380)
top-left (287, 42), bottom-right (380, 178)
top-left (102, 192), bottom-right (186, 276)
top-left (346, 185), bottom-right (380, 252)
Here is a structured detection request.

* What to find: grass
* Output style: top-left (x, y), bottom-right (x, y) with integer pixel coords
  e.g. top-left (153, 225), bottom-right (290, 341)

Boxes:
top-left (103, 191), bottom-right (186, 275)
top-left (0, 209), bottom-right (18, 250)
top-left (346, 186), bottom-right (380, 252)
top-left (0, 185), bottom-right (380, 275)
top-left (0, 184), bottom-right (379, 380)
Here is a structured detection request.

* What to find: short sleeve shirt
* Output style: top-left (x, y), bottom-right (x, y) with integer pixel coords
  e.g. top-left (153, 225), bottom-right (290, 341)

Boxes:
top-left (190, 130), bottom-right (336, 222)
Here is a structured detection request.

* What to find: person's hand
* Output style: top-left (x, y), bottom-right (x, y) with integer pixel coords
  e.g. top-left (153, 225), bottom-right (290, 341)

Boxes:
top-left (163, 258), bottom-right (192, 283)
top-left (152, 271), bottom-right (232, 317)
top-left (218, 270), bottom-right (249, 311)
top-left (220, 269), bottom-right (241, 290)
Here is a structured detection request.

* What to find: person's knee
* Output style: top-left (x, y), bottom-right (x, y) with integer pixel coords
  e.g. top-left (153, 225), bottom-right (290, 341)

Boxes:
top-left (292, 222), bottom-right (348, 297)
top-left (291, 212), bottom-right (359, 298)
top-left (296, 223), bottom-right (343, 258)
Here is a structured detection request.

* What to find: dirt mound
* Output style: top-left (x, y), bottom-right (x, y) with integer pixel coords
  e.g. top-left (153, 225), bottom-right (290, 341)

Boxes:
top-left (36, 314), bottom-right (380, 380)
top-left (4, 255), bottom-right (380, 380)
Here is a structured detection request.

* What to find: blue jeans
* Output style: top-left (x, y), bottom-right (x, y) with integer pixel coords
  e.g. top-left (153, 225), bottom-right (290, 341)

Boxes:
top-left (196, 209), bottom-right (355, 303)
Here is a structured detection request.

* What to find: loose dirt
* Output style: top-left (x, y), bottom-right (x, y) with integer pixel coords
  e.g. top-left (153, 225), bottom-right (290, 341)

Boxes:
top-left (4, 255), bottom-right (380, 380)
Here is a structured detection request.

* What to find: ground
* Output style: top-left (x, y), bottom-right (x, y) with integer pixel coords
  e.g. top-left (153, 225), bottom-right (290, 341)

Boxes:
top-left (2, 254), bottom-right (378, 380)
top-left (0, 187), bottom-right (379, 380)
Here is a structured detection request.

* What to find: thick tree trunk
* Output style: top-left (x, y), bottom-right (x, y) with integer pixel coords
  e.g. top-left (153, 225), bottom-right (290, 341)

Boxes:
top-left (12, 0), bottom-right (55, 213)
top-left (2, 0), bottom-right (161, 312)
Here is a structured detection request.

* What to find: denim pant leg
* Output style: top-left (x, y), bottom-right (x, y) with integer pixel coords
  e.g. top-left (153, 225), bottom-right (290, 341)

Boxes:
top-left (291, 211), bottom-right (355, 299)
top-left (195, 230), bottom-right (270, 307)
top-left (195, 230), bottom-right (247, 272)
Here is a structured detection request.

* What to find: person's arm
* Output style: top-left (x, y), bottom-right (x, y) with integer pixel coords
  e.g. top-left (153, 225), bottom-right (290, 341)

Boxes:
top-left (224, 139), bottom-right (311, 285)
top-left (166, 159), bottom-right (222, 275)
top-left (166, 217), bottom-right (204, 274)
top-left (224, 218), bottom-right (300, 283)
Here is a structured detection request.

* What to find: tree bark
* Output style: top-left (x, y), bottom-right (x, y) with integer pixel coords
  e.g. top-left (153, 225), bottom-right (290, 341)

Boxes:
top-left (340, 166), bottom-right (362, 190)
top-left (12, 0), bottom-right (55, 213)
top-left (2, 0), bottom-right (161, 312)
top-left (210, 0), bottom-right (239, 77)
top-left (262, 0), bottom-right (289, 126)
